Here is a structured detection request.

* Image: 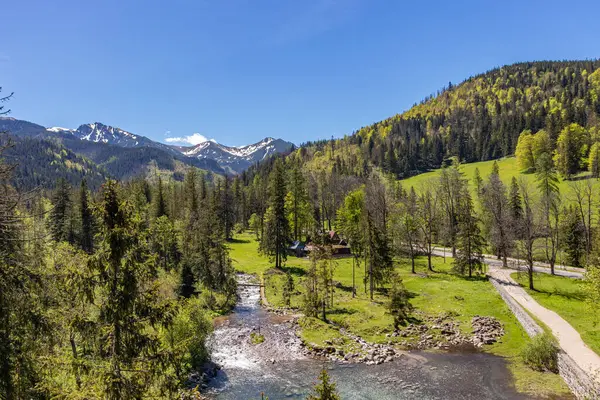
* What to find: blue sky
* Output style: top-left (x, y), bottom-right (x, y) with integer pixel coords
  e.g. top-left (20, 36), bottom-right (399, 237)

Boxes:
top-left (1, 0), bottom-right (599, 147)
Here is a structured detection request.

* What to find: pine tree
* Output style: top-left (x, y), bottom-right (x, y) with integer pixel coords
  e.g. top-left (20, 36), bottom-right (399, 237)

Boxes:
top-left (282, 272), bottom-right (294, 307)
top-left (153, 175), bottom-right (168, 219)
top-left (261, 158), bottom-right (290, 269)
top-left (220, 177), bottom-right (235, 239)
top-left (388, 275), bottom-right (413, 331)
top-left (307, 369), bottom-right (340, 400)
top-left (561, 206), bottom-right (586, 268)
top-left (86, 180), bottom-right (173, 399)
top-left (48, 178), bottom-right (74, 243)
top-left (79, 179), bottom-right (95, 253)
top-left (454, 191), bottom-right (485, 278)
top-left (508, 177), bottom-right (523, 224)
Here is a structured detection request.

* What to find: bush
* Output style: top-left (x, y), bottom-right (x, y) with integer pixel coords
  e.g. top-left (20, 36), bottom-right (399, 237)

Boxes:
top-left (250, 332), bottom-right (265, 344)
top-left (521, 333), bottom-right (559, 372)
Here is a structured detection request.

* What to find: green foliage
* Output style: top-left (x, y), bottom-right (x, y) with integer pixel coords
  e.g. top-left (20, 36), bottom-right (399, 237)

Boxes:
top-left (454, 190), bottom-right (485, 277)
top-left (553, 123), bottom-right (588, 178)
top-left (515, 130), bottom-right (535, 171)
top-left (282, 272), bottom-right (294, 307)
top-left (387, 275), bottom-right (413, 330)
top-left (250, 332), bottom-right (265, 345)
top-left (589, 142), bottom-right (600, 178)
top-left (86, 180), bottom-right (176, 399)
top-left (521, 333), bottom-right (559, 373)
top-left (47, 178), bottom-right (75, 243)
top-left (561, 206), bottom-right (586, 268)
top-left (261, 158), bottom-right (291, 269)
top-left (307, 369), bottom-right (340, 400)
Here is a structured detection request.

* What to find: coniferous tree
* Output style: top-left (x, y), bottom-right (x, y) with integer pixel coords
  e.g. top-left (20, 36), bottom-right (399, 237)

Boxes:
top-left (388, 275), bottom-right (413, 331)
top-left (561, 206), bottom-right (586, 268)
top-left (454, 190), bottom-right (485, 277)
top-left (153, 175), bottom-right (168, 219)
top-left (508, 177), bottom-right (523, 226)
top-left (307, 369), bottom-right (340, 400)
top-left (86, 180), bottom-right (173, 399)
top-left (0, 121), bottom-right (47, 399)
top-left (261, 158), bottom-right (290, 269)
top-left (48, 178), bottom-right (74, 243)
top-left (220, 177), bottom-right (235, 239)
top-left (282, 272), bottom-right (294, 307)
top-left (79, 179), bottom-right (95, 253)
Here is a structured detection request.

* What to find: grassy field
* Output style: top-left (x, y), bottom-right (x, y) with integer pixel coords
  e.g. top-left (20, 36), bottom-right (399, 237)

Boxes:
top-left (228, 232), bottom-right (571, 397)
top-left (512, 272), bottom-right (600, 356)
top-left (400, 156), bottom-right (595, 203)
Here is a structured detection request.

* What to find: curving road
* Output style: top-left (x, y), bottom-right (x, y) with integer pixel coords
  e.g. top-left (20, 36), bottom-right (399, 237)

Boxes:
top-left (429, 247), bottom-right (600, 386)
top-left (430, 247), bottom-right (584, 279)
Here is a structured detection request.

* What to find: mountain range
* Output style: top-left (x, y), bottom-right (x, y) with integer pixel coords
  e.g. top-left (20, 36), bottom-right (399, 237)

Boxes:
top-left (0, 117), bottom-right (294, 189)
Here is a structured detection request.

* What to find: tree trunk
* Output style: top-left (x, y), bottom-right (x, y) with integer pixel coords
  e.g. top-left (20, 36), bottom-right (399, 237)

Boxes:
top-left (352, 256), bottom-right (356, 298)
top-left (528, 264), bottom-right (534, 290)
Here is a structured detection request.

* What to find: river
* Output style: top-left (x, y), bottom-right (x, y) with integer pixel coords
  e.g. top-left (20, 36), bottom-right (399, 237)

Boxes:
top-left (205, 275), bottom-right (530, 399)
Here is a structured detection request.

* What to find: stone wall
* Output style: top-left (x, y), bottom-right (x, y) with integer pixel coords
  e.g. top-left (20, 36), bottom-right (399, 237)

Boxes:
top-left (489, 276), bottom-right (600, 399)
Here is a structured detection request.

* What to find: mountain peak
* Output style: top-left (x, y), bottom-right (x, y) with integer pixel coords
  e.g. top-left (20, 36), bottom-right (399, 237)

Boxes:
top-left (183, 136), bottom-right (294, 174)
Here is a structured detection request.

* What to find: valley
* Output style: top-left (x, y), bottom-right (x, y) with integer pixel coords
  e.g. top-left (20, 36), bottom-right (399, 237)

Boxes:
top-left (3, 59), bottom-right (600, 400)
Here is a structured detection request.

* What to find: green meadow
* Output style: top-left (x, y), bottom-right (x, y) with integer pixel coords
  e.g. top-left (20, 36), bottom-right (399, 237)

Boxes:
top-left (229, 232), bottom-right (571, 397)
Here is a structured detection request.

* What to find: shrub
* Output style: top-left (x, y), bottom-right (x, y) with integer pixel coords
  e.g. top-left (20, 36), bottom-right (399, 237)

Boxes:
top-left (521, 333), bottom-right (559, 372)
top-left (250, 332), bottom-right (265, 344)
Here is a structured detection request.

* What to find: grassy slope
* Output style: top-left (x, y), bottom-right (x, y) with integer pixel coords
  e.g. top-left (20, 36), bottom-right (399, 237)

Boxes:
top-left (228, 232), bottom-right (571, 397)
top-left (512, 272), bottom-right (600, 356)
top-left (400, 156), bottom-right (593, 201)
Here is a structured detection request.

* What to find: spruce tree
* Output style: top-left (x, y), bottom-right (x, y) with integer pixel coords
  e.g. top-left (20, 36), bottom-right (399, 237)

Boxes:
top-left (153, 175), bottom-right (167, 219)
top-left (307, 369), bottom-right (340, 400)
top-left (454, 191), bottom-right (485, 278)
top-left (87, 180), bottom-right (172, 399)
top-left (79, 179), bottom-right (94, 253)
top-left (561, 206), bottom-right (586, 268)
top-left (262, 158), bottom-right (290, 269)
top-left (48, 178), bottom-right (73, 243)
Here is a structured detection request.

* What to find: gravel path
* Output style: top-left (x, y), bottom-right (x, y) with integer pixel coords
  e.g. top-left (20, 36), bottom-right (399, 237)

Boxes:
top-left (487, 266), bottom-right (600, 381)
top-left (430, 247), bottom-right (584, 279)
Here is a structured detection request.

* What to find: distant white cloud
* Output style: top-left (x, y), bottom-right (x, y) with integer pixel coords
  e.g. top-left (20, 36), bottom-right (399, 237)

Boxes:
top-left (165, 132), bottom-right (214, 145)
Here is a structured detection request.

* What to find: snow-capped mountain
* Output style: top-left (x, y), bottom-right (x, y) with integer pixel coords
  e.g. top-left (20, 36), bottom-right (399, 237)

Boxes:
top-left (50, 123), bottom-right (154, 148)
top-left (0, 117), bottom-right (293, 175)
top-left (182, 137), bottom-right (294, 173)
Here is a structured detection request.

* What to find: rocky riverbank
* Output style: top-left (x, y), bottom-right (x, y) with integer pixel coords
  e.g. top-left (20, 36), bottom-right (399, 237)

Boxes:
top-left (299, 312), bottom-right (505, 365)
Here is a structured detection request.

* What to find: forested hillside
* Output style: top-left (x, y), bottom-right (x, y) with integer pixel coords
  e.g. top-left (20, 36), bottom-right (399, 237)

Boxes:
top-left (338, 60), bottom-right (600, 178)
top-left (4, 136), bottom-right (107, 189)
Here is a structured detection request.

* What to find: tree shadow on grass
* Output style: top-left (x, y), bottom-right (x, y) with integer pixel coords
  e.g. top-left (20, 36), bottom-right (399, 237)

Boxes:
top-left (532, 287), bottom-right (587, 301)
top-left (280, 265), bottom-right (306, 276)
top-left (376, 286), bottom-right (419, 300)
top-left (228, 237), bottom-right (251, 244)
top-left (327, 307), bottom-right (357, 316)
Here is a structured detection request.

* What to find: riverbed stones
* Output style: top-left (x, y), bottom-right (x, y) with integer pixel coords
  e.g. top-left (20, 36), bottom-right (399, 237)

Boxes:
top-left (471, 316), bottom-right (504, 347)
